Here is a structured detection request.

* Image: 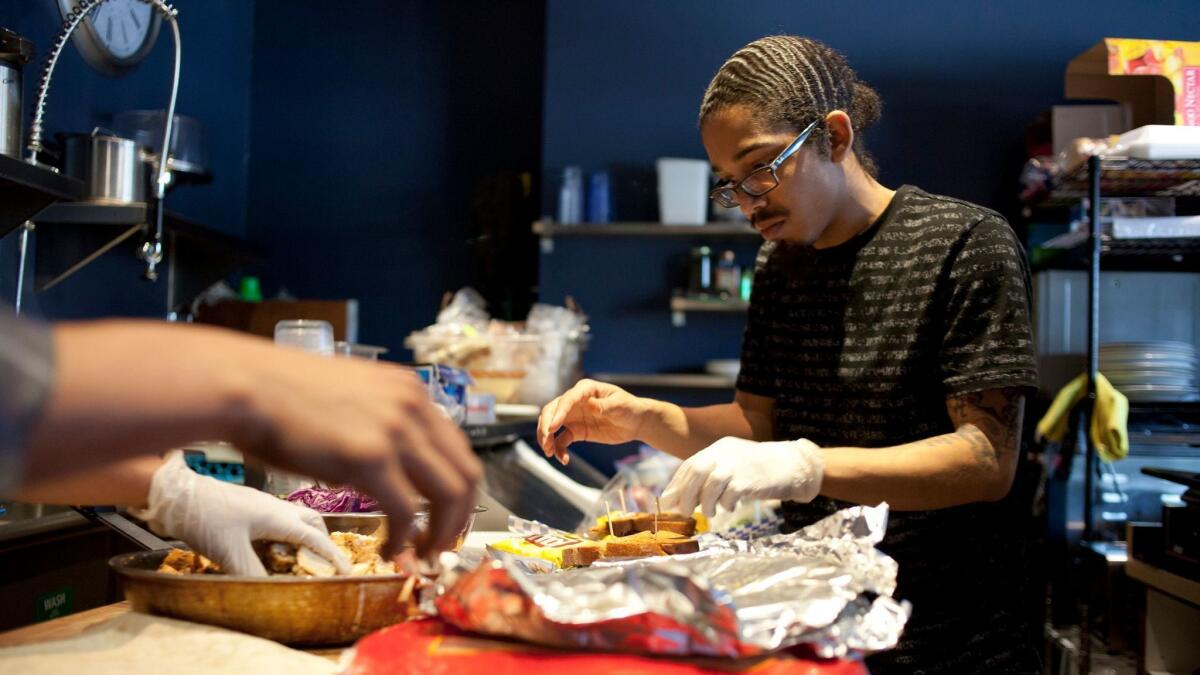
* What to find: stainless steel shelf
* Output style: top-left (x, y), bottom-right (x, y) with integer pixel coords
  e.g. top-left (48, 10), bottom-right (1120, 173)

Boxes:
top-left (1032, 235), bottom-right (1200, 272)
top-left (1025, 157), bottom-right (1200, 208)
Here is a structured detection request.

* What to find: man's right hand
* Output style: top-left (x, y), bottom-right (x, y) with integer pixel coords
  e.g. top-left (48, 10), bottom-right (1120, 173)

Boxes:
top-left (537, 379), bottom-right (651, 464)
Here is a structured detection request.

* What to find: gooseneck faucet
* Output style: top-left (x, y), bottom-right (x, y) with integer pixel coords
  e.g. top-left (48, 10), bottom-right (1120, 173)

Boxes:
top-left (21, 0), bottom-right (181, 295)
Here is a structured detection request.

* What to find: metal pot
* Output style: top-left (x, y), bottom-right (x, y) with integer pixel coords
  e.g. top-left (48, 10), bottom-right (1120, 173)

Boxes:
top-left (61, 130), bottom-right (148, 204)
top-left (0, 27), bottom-right (33, 159)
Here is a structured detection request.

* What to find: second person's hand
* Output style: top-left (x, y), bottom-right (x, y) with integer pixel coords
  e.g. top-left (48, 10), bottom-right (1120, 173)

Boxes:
top-left (226, 339), bottom-right (482, 559)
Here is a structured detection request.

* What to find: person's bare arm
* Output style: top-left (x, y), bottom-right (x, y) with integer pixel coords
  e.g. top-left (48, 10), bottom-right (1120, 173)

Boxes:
top-left (639, 389), bottom-right (775, 458)
top-left (817, 388), bottom-right (1024, 509)
top-left (11, 455), bottom-right (160, 507)
top-left (21, 320), bottom-right (481, 557)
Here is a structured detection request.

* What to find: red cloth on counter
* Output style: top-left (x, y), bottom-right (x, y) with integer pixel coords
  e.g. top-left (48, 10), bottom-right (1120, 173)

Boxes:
top-left (344, 618), bottom-right (868, 675)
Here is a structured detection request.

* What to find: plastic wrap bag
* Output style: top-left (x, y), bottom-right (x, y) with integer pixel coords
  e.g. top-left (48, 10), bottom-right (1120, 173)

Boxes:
top-left (406, 290), bottom-right (589, 405)
top-left (575, 447), bottom-right (779, 537)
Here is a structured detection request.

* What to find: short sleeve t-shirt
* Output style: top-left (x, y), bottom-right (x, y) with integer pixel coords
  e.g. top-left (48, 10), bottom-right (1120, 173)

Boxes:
top-left (737, 185), bottom-right (1039, 674)
top-left (0, 307), bottom-right (55, 494)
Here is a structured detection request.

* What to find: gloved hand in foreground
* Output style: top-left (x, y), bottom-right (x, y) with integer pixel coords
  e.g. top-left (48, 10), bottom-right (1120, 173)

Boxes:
top-left (130, 452), bottom-right (351, 577)
top-left (659, 437), bottom-right (825, 518)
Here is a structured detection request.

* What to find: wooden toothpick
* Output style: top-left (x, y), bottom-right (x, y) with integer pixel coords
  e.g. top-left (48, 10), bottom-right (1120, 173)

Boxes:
top-left (604, 498), bottom-right (616, 537)
top-left (654, 496), bottom-right (660, 535)
top-left (617, 490), bottom-right (628, 514)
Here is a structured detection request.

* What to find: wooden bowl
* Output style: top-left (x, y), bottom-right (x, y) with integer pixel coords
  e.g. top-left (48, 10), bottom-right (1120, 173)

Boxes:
top-left (109, 550), bottom-right (419, 646)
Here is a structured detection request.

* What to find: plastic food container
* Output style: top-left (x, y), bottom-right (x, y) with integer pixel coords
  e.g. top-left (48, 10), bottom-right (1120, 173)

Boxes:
top-left (405, 331), bottom-right (588, 405)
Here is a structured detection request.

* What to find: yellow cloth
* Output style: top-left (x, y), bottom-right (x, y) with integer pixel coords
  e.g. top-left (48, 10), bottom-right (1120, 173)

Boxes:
top-left (1036, 372), bottom-right (1129, 462)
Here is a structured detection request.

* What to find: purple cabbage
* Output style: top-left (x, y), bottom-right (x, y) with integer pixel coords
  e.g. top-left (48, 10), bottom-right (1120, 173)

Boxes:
top-left (286, 486), bottom-right (379, 513)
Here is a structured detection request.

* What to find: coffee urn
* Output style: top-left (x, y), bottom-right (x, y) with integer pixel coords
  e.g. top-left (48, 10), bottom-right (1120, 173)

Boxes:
top-left (0, 27), bottom-right (33, 159)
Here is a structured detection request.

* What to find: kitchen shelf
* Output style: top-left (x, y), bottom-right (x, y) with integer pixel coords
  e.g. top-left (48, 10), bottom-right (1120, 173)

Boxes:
top-left (0, 153), bottom-right (85, 236)
top-left (535, 219), bottom-right (759, 252)
top-left (670, 294), bottom-right (748, 326)
top-left (592, 372), bottom-right (736, 390)
top-left (1032, 235), bottom-right (1200, 272)
top-left (1025, 157), bottom-right (1200, 208)
top-left (534, 220), bottom-right (758, 237)
top-left (28, 202), bottom-right (261, 312)
top-left (35, 201), bottom-right (148, 225)
top-left (670, 295), bottom-right (749, 312)
top-left (1031, 155), bottom-right (1200, 675)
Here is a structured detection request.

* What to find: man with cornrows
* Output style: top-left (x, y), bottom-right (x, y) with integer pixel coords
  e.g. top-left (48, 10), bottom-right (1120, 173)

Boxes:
top-left (538, 35), bottom-right (1038, 673)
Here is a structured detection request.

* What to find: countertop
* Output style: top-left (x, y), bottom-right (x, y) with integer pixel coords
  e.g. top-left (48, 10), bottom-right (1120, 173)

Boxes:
top-left (0, 601), bottom-right (345, 663)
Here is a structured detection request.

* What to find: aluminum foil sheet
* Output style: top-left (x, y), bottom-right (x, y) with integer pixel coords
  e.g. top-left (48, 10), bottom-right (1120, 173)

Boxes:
top-left (435, 504), bottom-right (910, 659)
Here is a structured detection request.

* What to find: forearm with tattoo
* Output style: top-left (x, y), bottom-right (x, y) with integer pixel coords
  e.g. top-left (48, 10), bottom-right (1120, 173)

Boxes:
top-left (945, 388), bottom-right (1024, 466)
top-left (817, 387), bottom-right (1026, 508)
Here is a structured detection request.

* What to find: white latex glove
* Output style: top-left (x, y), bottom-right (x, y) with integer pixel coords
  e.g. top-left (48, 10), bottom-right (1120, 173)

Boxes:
top-left (130, 452), bottom-right (351, 577)
top-left (659, 437), bottom-right (824, 518)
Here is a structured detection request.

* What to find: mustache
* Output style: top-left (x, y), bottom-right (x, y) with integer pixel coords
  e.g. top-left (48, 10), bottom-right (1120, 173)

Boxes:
top-left (751, 210), bottom-right (788, 227)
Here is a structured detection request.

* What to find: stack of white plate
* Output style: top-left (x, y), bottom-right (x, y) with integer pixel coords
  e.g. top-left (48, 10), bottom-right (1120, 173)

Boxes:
top-left (1100, 341), bottom-right (1199, 402)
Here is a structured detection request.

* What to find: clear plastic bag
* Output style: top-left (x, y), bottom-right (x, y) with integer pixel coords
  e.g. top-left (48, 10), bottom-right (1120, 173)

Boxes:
top-left (406, 290), bottom-right (589, 405)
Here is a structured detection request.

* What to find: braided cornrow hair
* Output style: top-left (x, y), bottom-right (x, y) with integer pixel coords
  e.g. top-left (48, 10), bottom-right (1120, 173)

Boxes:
top-left (699, 36), bottom-right (882, 177)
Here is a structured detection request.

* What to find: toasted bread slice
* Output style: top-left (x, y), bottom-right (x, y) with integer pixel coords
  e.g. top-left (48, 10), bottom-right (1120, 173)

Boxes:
top-left (657, 537), bottom-right (700, 555)
top-left (602, 539), bottom-right (661, 557)
top-left (588, 511), bottom-right (697, 539)
top-left (589, 512), bottom-right (646, 538)
top-left (559, 542), bottom-right (603, 568)
top-left (601, 530), bottom-right (699, 558)
top-left (649, 515), bottom-right (696, 537)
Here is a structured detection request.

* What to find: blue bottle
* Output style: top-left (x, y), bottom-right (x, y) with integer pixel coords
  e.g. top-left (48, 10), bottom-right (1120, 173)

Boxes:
top-left (587, 170), bottom-right (610, 223)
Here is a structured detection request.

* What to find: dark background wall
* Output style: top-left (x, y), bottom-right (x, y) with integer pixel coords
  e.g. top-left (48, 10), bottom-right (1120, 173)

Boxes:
top-left (244, 0), bottom-right (545, 351)
top-left (1, 0), bottom-right (545, 343)
top-left (538, 0), bottom-right (1199, 375)
top-left (0, 0), bottom-right (254, 319)
top-left (2, 0), bottom-right (1195, 368)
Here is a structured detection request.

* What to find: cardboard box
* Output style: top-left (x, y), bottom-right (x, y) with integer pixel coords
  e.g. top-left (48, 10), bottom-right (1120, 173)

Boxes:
top-left (1066, 38), bottom-right (1200, 127)
top-left (193, 299), bottom-right (359, 342)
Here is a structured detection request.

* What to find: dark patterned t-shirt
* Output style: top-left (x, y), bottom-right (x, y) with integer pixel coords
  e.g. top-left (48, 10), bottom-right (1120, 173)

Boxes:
top-left (737, 185), bottom-right (1039, 674)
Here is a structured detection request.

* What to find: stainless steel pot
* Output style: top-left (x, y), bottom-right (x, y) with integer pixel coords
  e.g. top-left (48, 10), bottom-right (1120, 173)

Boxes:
top-left (0, 27), bottom-right (33, 159)
top-left (61, 130), bottom-right (148, 204)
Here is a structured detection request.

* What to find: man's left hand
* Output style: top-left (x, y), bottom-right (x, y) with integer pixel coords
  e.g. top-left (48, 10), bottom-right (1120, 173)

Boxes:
top-left (659, 436), bottom-right (824, 518)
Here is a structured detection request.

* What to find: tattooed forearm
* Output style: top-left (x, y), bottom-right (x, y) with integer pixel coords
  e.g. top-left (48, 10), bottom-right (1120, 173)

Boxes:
top-left (945, 388), bottom-right (1024, 466)
top-left (957, 423), bottom-right (996, 468)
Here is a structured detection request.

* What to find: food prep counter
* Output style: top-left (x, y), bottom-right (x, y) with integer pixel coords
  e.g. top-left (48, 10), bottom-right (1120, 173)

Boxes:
top-left (0, 601), bottom-right (868, 675)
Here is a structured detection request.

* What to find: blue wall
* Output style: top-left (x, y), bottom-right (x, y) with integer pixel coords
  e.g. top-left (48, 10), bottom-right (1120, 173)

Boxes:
top-left (0, 0), bottom-right (254, 319)
top-left (539, 0), bottom-right (1199, 375)
top-left (245, 1), bottom-right (544, 352)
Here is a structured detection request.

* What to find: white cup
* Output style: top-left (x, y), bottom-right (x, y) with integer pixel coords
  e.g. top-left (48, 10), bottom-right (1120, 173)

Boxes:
top-left (656, 157), bottom-right (711, 225)
top-left (274, 319), bottom-right (334, 356)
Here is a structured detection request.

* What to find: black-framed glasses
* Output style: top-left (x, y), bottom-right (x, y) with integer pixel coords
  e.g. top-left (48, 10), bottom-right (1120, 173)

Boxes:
top-left (709, 118), bottom-right (820, 209)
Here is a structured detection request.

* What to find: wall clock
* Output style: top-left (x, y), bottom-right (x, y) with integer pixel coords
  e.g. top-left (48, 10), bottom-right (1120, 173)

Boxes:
top-left (56, 0), bottom-right (162, 76)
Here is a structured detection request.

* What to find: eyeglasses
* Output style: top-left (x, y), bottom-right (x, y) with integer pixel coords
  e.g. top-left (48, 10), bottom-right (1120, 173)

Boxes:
top-left (709, 118), bottom-right (820, 209)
